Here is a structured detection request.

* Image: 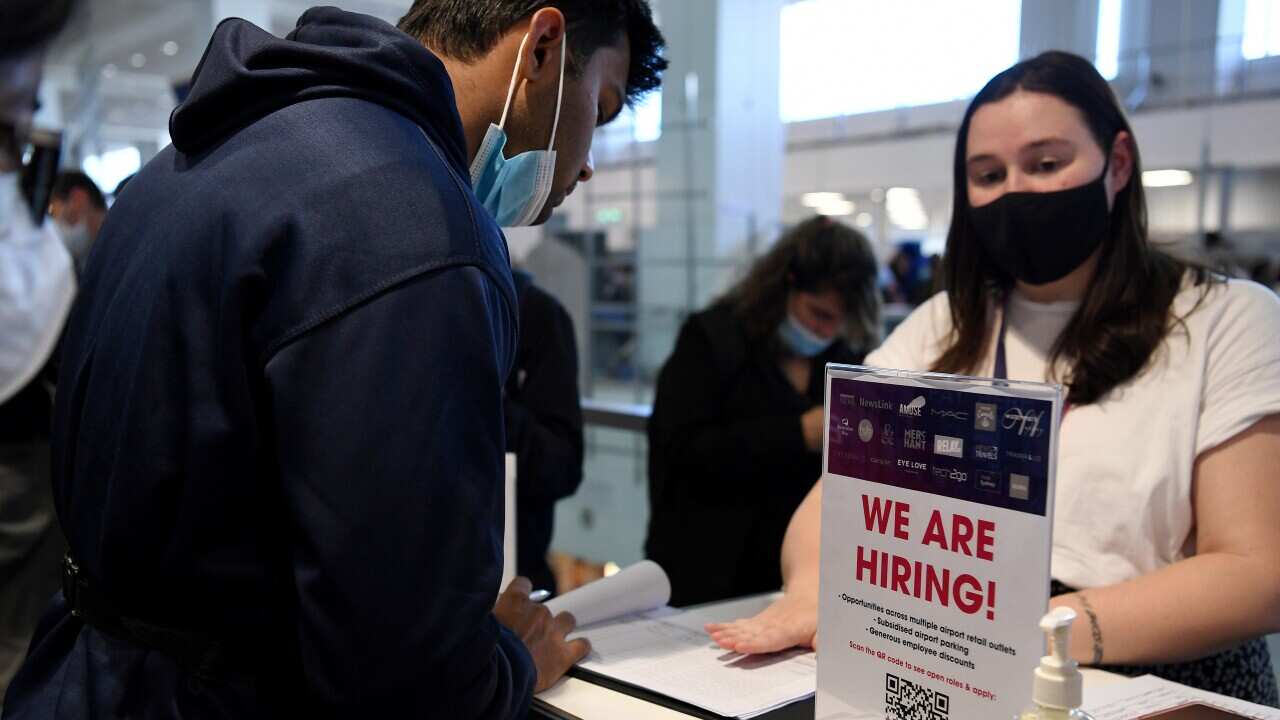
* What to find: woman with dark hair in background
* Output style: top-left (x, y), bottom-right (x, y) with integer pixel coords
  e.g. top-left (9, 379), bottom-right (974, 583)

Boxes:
top-left (645, 216), bottom-right (880, 607)
top-left (707, 51), bottom-right (1280, 705)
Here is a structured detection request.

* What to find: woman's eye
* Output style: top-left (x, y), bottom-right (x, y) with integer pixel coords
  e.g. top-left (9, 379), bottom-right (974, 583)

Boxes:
top-left (973, 169), bottom-right (1003, 185)
top-left (1035, 158), bottom-right (1060, 172)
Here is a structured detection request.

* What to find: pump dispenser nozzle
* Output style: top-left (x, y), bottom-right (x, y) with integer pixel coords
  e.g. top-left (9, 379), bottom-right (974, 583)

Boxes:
top-left (1034, 607), bottom-right (1082, 710)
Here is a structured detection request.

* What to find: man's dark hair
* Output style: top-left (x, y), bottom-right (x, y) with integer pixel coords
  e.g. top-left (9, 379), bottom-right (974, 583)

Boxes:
top-left (397, 1), bottom-right (666, 106)
top-left (51, 170), bottom-right (107, 210)
top-left (0, 0), bottom-right (75, 58)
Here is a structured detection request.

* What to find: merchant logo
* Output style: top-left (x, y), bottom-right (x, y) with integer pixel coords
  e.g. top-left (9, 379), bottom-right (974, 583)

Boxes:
top-left (899, 396), bottom-right (926, 417)
top-left (933, 434), bottom-right (963, 458)
top-left (933, 466), bottom-right (967, 483)
top-left (858, 419), bottom-right (874, 443)
top-left (1003, 406), bottom-right (1045, 438)
top-left (903, 429), bottom-right (927, 451)
top-left (974, 402), bottom-right (998, 432)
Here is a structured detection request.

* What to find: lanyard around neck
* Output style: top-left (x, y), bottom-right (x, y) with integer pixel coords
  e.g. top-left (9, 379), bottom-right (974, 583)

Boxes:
top-left (994, 300), bottom-right (1072, 416)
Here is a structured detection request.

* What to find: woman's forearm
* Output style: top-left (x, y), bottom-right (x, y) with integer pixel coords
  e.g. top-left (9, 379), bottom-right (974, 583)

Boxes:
top-left (1052, 551), bottom-right (1280, 665)
top-left (781, 479), bottom-right (823, 595)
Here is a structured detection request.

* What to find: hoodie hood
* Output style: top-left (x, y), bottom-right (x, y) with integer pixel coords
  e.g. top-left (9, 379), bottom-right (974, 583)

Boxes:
top-left (170, 6), bottom-right (467, 171)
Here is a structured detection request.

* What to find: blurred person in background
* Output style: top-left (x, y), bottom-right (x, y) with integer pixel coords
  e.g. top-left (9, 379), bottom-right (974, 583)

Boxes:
top-left (646, 216), bottom-right (880, 607)
top-left (47, 171), bottom-right (106, 276)
top-left (882, 240), bottom-right (933, 306)
top-left (708, 51), bottom-right (1280, 706)
top-left (0, 0), bottom-right (76, 710)
top-left (505, 268), bottom-right (584, 596)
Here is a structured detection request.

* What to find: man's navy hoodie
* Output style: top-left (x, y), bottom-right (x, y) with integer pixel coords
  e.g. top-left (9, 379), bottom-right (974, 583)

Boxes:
top-left (2, 7), bottom-right (534, 718)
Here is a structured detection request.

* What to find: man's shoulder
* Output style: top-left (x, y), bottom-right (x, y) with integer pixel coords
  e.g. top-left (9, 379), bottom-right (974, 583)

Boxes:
top-left (158, 96), bottom-right (516, 360)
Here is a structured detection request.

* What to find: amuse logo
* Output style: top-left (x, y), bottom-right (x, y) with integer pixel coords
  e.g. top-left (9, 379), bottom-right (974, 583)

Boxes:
top-left (899, 396), bottom-right (926, 417)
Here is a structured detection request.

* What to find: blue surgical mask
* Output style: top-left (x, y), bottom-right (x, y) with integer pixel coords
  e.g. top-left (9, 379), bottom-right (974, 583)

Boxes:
top-left (778, 313), bottom-right (833, 358)
top-left (469, 32), bottom-right (566, 227)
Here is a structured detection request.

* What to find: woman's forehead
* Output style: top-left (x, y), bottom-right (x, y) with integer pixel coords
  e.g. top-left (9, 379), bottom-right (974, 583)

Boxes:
top-left (967, 90), bottom-right (1092, 158)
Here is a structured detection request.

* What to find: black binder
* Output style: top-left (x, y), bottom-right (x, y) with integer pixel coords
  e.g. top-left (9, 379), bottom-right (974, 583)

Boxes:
top-left (531, 665), bottom-right (816, 720)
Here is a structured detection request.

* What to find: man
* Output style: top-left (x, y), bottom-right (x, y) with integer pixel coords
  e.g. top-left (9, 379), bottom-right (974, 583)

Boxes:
top-left (2, 2), bottom-right (664, 718)
top-left (47, 171), bottom-right (107, 276)
top-left (505, 269), bottom-right (584, 596)
top-left (0, 0), bottom-right (76, 711)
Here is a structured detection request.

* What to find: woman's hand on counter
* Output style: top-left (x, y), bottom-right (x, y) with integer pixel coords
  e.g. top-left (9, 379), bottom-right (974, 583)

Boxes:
top-left (705, 589), bottom-right (818, 655)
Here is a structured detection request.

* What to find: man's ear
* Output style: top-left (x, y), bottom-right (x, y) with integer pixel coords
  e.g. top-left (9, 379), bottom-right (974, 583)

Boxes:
top-left (520, 7), bottom-right (567, 83)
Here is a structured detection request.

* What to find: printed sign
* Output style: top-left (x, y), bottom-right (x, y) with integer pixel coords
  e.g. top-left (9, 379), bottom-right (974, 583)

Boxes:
top-left (817, 366), bottom-right (1062, 720)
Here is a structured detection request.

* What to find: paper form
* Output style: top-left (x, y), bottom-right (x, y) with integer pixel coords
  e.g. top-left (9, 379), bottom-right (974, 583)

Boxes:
top-left (569, 594), bottom-right (817, 719)
top-left (1084, 675), bottom-right (1280, 719)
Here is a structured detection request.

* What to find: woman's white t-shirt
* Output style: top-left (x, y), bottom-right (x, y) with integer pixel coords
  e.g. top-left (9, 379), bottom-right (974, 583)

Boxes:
top-left (864, 277), bottom-right (1280, 589)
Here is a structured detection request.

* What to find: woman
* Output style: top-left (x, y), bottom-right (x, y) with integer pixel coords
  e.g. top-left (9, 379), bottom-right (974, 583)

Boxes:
top-left (645, 216), bottom-right (880, 607)
top-left (707, 51), bottom-right (1280, 705)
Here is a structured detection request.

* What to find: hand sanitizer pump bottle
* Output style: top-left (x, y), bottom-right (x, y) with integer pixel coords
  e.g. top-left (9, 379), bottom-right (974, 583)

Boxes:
top-left (1018, 607), bottom-right (1095, 720)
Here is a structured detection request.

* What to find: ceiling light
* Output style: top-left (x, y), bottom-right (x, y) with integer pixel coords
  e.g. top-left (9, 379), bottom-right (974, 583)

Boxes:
top-left (855, 212), bottom-right (873, 228)
top-left (102, 63), bottom-right (118, 78)
top-left (886, 187), bottom-right (928, 231)
top-left (801, 191), bottom-right (845, 207)
top-left (816, 200), bottom-right (856, 216)
top-left (130, 53), bottom-right (146, 68)
top-left (1142, 169), bottom-right (1193, 187)
top-left (162, 41), bottom-right (179, 57)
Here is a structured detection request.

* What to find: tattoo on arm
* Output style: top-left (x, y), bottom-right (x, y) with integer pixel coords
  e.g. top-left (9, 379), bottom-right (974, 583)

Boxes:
top-left (1078, 592), bottom-right (1103, 665)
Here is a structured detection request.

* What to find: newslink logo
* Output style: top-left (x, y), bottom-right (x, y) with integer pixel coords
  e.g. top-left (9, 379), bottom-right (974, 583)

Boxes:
top-left (1003, 407), bottom-right (1045, 438)
top-left (899, 396), bottom-right (926, 417)
top-left (934, 435), bottom-right (964, 458)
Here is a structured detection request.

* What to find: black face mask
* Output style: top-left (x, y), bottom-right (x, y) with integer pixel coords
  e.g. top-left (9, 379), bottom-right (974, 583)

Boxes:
top-left (969, 163), bottom-right (1111, 286)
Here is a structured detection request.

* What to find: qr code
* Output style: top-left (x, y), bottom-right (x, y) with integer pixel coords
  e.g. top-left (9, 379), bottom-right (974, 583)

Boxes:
top-left (885, 673), bottom-right (949, 720)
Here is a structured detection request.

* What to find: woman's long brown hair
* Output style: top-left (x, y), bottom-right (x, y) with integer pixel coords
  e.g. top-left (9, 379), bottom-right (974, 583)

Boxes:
top-left (933, 51), bottom-right (1208, 405)
top-left (720, 216), bottom-right (881, 353)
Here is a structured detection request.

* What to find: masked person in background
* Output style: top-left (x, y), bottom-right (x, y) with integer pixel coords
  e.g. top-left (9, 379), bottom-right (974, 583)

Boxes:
top-left (3, 2), bottom-right (665, 718)
top-left (504, 269), bottom-right (584, 598)
top-left (47, 171), bottom-right (106, 277)
top-left (707, 52), bottom-right (1280, 706)
top-left (0, 0), bottom-right (77, 711)
top-left (646, 216), bottom-right (881, 607)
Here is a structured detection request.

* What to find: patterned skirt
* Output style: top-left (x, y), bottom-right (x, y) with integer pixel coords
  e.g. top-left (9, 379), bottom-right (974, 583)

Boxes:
top-left (1051, 580), bottom-right (1279, 707)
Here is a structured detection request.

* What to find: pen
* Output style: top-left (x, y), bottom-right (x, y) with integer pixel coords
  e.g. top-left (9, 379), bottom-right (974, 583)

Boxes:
top-left (529, 589), bottom-right (551, 603)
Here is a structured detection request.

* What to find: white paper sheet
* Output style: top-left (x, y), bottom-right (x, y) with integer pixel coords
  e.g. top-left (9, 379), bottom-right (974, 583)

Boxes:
top-left (568, 594), bottom-right (817, 719)
top-left (545, 559), bottom-right (671, 628)
top-left (1084, 675), bottom-right (1280, 719)
top-left (501, 453), bottom-right (516, 593)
